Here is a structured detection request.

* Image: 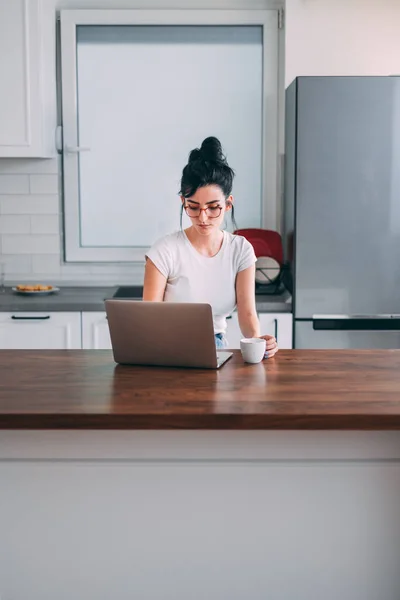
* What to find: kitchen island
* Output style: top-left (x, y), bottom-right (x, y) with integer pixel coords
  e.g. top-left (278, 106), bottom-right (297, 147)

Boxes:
top-left (1, 350), bottom-right (400, 600)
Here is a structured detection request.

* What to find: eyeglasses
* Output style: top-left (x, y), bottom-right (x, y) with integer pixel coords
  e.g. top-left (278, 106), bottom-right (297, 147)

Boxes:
top-left (184, 205), bottom-right (223, 219)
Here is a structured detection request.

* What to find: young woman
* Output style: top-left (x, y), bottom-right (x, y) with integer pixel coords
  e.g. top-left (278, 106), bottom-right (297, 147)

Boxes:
top-left (143, 136), bottom-right (278, 358)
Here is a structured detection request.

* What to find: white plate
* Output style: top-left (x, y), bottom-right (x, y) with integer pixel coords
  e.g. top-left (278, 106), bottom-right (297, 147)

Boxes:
top-left (255, 257), bottom-right (281, 284)
top-left (12, 287), bottom-right (60, 296)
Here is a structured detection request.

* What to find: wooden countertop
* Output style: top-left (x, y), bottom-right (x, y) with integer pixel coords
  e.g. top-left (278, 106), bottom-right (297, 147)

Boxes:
top-left (1, 350), bottom-right (400, 430)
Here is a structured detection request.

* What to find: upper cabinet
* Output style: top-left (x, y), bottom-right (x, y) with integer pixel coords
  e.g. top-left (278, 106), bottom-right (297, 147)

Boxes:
top-left (0, 0), bottom-right (55, 157)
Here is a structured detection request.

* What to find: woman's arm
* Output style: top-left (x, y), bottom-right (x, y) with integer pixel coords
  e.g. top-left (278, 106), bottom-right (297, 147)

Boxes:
top-left (236, 264), bottom-right (278, 358)
top-left (236, 264), bottom-right (260, 338)
top-left (143, 258), bottom-right (167, 301)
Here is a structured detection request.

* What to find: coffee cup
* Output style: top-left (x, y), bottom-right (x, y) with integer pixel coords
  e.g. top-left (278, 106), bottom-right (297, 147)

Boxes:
top-left (240, 338), bottom-right (266, 364)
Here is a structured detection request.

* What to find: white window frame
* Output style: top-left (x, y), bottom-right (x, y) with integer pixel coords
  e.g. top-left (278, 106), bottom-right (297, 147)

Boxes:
top-left (60, 9), bottom-right (279, 262)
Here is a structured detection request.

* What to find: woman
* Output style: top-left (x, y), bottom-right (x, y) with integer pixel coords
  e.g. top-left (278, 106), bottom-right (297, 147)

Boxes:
top-left (143, 136), bottom-right (278, 358)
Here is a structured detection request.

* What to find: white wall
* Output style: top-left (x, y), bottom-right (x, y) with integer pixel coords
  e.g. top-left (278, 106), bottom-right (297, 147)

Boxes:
top-left (286, 0), bottom-right (400, 86)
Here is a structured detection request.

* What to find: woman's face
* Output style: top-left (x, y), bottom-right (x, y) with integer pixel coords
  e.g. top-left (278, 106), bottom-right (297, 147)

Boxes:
top-left (181, 185), bottom-right (232, 236)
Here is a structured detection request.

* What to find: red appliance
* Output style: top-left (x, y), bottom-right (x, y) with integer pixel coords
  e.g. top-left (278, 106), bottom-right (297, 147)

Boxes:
top-left (234, 228), bottom-right (285, 294)
top-left (234, 228), bottom-right (283, 264)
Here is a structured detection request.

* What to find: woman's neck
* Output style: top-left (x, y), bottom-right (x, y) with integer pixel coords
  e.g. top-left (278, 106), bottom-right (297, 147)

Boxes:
top-left (184, 226), bottom-right (224, 257)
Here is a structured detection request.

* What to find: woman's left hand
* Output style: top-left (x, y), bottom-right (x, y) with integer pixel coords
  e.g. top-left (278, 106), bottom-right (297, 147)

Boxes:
top-left (259, 334), bottom-right (278, 359)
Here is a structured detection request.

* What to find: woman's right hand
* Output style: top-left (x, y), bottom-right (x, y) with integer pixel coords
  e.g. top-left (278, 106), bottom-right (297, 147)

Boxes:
top-left (259, 334), bottom-right (278, 359)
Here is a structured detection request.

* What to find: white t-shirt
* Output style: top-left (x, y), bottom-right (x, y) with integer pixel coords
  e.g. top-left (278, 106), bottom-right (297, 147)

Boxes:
top-left (145, 230), bottom-right (256, 334)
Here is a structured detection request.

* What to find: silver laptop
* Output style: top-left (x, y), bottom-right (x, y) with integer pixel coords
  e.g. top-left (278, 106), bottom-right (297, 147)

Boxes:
top-left (105, 300), bottom-right (233, 369)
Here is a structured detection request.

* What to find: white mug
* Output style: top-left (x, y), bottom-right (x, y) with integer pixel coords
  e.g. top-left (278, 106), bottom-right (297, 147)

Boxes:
top-left (240, 338), bottom-right (266, 364)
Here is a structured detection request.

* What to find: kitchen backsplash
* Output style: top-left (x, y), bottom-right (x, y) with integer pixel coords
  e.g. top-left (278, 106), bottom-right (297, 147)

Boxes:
top-left (0, 158), bottom-right (145, 286)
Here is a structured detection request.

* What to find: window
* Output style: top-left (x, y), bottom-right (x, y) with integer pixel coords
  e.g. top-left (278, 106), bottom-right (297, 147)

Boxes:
top-left (60, 10), bottom-right (279, 261)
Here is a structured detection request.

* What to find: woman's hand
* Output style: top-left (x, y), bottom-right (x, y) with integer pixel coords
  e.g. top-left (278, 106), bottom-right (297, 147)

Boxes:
top-left (259, 334), bottom-right (278, 359)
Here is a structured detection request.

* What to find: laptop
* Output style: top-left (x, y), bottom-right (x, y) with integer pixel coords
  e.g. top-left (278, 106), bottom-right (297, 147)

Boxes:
top-left (105, 300), bottom-right (233, 369)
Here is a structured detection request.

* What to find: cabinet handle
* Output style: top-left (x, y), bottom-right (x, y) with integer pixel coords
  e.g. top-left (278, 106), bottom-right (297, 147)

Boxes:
top-left (64, 145), bottom-right (91, 154)
top-left (11, 316), bottom-right (51, 320)
top-left (274, 318), bottom-right (278, 342)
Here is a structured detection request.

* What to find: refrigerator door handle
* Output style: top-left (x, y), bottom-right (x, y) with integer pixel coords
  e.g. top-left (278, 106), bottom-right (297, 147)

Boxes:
top-left (312, 316), bottom-right (400, 331)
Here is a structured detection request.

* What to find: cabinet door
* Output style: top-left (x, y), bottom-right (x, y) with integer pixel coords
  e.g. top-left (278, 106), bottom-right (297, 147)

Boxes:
top-left (0, 312), bottom-right (81, 349)
top-left (82, 312), bottom-right (112, 350)
top-left (225, 313), bottom-right (243, 349)
top-left (0, 0), bottom-right (51, 157)
top-left (258, 313), bottom-right (293, 349)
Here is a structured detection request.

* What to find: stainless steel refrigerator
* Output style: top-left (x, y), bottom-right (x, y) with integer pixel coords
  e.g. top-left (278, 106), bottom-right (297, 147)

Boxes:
top-left (283, 76), bottom-right (400, 348)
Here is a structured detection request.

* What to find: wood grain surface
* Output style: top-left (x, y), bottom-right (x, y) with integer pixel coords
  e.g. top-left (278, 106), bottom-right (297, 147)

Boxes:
top-left (1, 350), bottom-right (400, 429)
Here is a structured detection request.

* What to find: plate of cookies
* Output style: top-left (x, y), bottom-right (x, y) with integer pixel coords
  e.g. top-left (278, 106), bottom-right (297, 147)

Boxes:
top-left (12, 284), bottom-right (60, 295)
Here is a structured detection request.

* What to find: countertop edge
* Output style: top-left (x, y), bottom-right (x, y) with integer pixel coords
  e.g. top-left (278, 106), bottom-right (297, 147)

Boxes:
top-left (1, 414), bottom-right (400, 430)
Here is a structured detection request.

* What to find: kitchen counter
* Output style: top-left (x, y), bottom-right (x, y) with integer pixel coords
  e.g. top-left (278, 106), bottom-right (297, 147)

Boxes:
top-left (2, 349), bottom-right (400, 599)
top-left (0, 286), bottom-right (119, 312)
top-left (0, 286), bottom-right (292, 313)
top-left (1, 349), bottom-right (400, 429)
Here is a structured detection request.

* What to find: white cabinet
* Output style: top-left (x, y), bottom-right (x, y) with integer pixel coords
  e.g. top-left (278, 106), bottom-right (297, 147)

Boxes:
top-left (0, 310), bottom-right (291, 350)
top-left (82, 312), bottom-right (112, 350)
top-left (225, 313), bottom-right (243, 349)
top-left (0, 312), bottom-right (81, 349)
top-left (259, 313), bottom-right (293, 349)
top-left (226, 312), bottom-right (293, 349)
top-left (0, 0), bottom-right (53, 157)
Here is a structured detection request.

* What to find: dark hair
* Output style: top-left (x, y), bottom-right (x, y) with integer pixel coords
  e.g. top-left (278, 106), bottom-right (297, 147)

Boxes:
top-left (179, 137), bottom-right (238, 230)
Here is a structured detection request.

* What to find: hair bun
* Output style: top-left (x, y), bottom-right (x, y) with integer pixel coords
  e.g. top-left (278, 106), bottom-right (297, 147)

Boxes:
top-left (200, 137), bottom-right (225, 163)
top-left (188, 137), bottom-right (226, 164)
